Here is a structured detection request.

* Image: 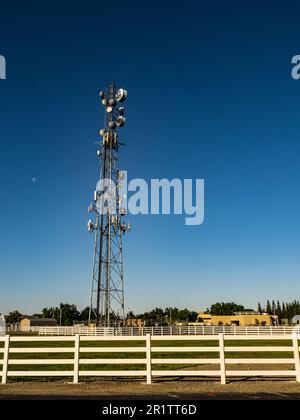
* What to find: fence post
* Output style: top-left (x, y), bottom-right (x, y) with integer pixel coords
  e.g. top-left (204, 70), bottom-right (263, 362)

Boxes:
top-left (73, 334), bottom-right (80, 384)
top-left (219, 333), bottom-right (226, 385)
top-left (293, 335), bottom-right (300, 383)
top-left (146, 334), bottom-right (152, 385)
top-left (2, 335), bottom-right (10, 385)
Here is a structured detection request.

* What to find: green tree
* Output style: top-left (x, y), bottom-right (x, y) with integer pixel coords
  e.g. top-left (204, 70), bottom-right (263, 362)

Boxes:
top-left (266, 300), bottom-right (272, 315)
top-left (59, 303), bottom-right (80, 325)
top-left (178, 308), bottom-right (191, 322)
top-left (210, 302), bottom-right (245, 316)
top-left (126, 311), bottom-right (135, 320)
top-left (42, 303), bottom-right (80, 326)
top-left (80, 307), bottom-right (90, 321)
top-left (272, 300), bottom-right (276, 315)
top-left (5, 310), bottom-right (22, 324)
top-left (149, 308), bottom-right (165, 322)
top-left (276, 301), bottom-right (282, 321)
top-left (42, 307), bottom-right (55, 318)
top-left (188, 311), bottom-right (199, 322)
top-left (282, 302), bottom-right (286, 318)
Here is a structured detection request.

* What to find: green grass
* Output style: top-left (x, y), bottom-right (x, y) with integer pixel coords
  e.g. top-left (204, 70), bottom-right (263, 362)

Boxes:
top-left (8, 332), bottom-right (38, 337)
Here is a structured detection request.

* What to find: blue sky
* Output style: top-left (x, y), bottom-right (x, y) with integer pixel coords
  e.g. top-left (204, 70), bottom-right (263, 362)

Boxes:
top-left (1, 0), bottom-right (300, 314)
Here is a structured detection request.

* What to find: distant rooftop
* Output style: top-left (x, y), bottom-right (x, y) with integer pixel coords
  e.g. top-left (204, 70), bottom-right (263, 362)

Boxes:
top-left (234, 311), bottom-right (260, 315)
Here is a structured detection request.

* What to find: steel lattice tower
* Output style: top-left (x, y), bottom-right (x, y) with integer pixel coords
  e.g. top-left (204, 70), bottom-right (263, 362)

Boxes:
top-left (87, 83), bottom-right (130, 327)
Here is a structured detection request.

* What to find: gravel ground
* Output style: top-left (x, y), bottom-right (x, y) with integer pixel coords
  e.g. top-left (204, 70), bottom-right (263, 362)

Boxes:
top-left (1, 378), bottom-right (300, 399)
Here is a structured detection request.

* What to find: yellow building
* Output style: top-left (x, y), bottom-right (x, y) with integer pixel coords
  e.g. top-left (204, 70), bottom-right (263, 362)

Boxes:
top-left (197, 312), bottom-right (278, 326)
top-left (125, 318), bottom-right (143, 327)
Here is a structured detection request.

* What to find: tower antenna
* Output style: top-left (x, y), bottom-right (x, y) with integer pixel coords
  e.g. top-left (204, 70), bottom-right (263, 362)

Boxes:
top-left (88, 83), bottom-right (129, 327)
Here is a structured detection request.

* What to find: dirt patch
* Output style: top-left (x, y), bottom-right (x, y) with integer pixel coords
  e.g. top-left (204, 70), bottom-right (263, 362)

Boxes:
top-left (0, 379), bottom-right (300, 398)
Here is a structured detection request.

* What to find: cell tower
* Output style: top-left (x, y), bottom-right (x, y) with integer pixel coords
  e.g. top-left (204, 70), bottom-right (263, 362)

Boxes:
top-left (87, 83), bottom-right (130, 327)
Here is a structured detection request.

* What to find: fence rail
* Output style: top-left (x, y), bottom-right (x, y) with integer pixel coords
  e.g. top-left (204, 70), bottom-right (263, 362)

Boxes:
top-left (15, 325), bottom-right (300, 336)
top-left (0, 334), bottom-right (300, 385)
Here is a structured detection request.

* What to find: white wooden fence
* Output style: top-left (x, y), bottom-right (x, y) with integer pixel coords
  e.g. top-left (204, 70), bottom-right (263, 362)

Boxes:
top-left (18, 325), bottom-right (300, 336)
top-left (0, 334), bottom-right (299, 385)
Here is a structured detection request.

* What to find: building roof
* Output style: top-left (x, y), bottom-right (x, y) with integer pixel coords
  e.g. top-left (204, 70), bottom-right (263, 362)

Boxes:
top-left (21, 318), bottom-right (57, 326)
top-left (31, 318), bottom-right (56, 322)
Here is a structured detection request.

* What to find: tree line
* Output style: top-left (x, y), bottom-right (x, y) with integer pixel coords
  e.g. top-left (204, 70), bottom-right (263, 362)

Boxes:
top-left (257, 300), bottom-right (300, 322)
top-left (4, 305), bottom-right (199, 325)
top-left (131, 307), bottom-right (199, 323)
top-left (4, 304), bottom-right (88, 326)
top-left (4, 300), bottom-right (300, 325)
top-left (206, 300), bottom-right (300, 322)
